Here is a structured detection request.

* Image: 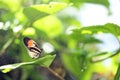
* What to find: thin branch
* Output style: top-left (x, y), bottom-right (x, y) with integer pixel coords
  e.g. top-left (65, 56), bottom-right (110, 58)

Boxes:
top-left (91, 36), bottom-right (120, 63)
top-left (0, 37), bottom-right (15, 56)
top-left (0, 22), bottom-right (31, 56)
top-left (47, 67), bottom-right (64, 80)
top-left (91, 49), bottom-right (120, 63)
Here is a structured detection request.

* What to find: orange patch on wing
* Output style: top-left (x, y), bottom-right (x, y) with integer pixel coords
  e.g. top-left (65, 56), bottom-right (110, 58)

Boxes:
top-left (27, 40), bottom-right (34, 47)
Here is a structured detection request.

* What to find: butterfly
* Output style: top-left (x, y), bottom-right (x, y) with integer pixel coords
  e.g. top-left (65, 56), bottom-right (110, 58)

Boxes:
top-left (23, 37), bottom-right (43, 59)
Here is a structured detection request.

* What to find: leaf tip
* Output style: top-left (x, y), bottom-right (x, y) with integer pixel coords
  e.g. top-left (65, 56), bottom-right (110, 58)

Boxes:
top-left (2, 68), bottom-right (12, 73)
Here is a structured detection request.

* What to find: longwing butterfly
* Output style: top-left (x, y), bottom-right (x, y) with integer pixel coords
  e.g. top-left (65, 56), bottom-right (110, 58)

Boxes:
top-left (23, 37), bottom-right (42, 59)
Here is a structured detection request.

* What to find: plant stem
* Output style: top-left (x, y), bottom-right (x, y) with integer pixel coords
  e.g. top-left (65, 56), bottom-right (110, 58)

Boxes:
top-left (91, 49), bottom-right (120, 62)
top-left (114, 63), bottom-right (120, 80)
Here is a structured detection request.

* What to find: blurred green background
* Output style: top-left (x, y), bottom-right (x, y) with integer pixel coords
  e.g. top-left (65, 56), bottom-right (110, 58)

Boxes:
top-left (0, 0), bottom-right (120, 80)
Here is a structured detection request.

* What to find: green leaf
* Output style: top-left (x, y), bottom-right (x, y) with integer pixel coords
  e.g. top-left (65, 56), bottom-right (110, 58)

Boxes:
top-left (33, 15), bottom-right (62, 38)
top-left (74, 23), bottom-right (120, 37)
top-left (23, 2), bottom-right (68, 22)
top-left (70, 0), bottom-right (109, 9)
top-left (61, 51), bottom-right (88, 80)
top-left (82, 0), bottom-right (109, 8)
top-left (31, 2), bottom-right (68, 14)
top-left (0, 54), bottom-right (56, 73)
top-left (23, 7), bottom-right (49, 22)
top-left (70, 33), bottom-right (102, 43)
top-left (114, 63), bottom-right (120, 80)
top-left (0, 0), bottom-right (21, 12)
top-left (61, 53), bottom-right (81, 79)
top-left (105, 23), bottom-right (120, 36)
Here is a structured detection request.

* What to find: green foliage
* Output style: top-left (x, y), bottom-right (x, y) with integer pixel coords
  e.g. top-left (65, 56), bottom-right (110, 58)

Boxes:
top-left (33, 15), bottom-right (63, 38)
top-left (114, 63), bottom-right (120, 80)
top-left (23, 2), bottom-right (68, 22)
top-left (61, 50), bottom-right (88, 80)
top-left (70, 0), bottom-right (109, 8)
top-left (23, 7), bottom-right (49, 22)
top-left (73, 23), bottom-right (120, 37)
top-left (0, 0), bottom-right (21, 12)
top-left (0, 54), bottom-right (55, 73)
top-left (0, 0), bottom-right (119, 80)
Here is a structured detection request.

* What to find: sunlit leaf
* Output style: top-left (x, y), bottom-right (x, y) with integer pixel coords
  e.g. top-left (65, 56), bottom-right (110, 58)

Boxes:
top-left (73, 23), bottom-right (120, 37)
top-left (23, 7), bottom-right (49, 22)
top-left (31, 2), bottom-right (68, 14)
top-left (23, 27), bottom-right (36, 36)
top-left (70, 0), bottom-right (109, 9)
top-left (2, 68), bottom-right (12, 73)
top-left (0, 0), bottom-right (21, 12)
top-left (33, 15), bottom-right (62, 38)
top-left (0, 54), bottom-right (56, 73)
top-left (23, 2), bottom-right (68, 22)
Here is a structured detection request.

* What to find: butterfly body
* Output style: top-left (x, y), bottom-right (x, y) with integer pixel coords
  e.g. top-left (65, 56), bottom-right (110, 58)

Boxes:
top-left (23, 37), bottom-right (42, 59)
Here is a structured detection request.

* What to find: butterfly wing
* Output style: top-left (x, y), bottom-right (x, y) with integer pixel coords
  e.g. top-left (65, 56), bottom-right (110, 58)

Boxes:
top-left (23, 37), bottom-right (42, 59)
